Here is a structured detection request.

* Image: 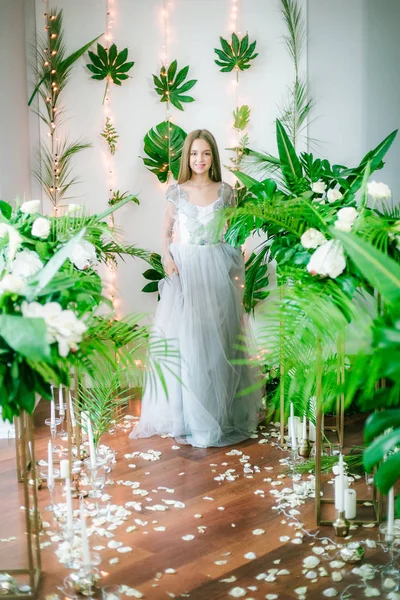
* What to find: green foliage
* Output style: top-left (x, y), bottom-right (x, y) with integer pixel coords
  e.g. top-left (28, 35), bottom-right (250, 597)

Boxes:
top-left (153, 60), bottom-right (197, 111)
top-left (233, 105), bottom-right (251, 130)
top-left (243, 251), bottom-right (270, 313)
top-left (109, 190), bottom-right (139, 207)
top-left (101, 117), bottom-right (119, 155)
top-left (142, 265), bottom-right (164, 295)
top-left (87, 43), bottom-right (135, 104)
top-left (141, 120), bottom-right (187, 183)
top-left (214, 33), bottom-right (258, 74)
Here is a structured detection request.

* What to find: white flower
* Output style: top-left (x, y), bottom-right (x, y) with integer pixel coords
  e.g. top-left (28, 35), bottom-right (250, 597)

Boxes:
top-left (68, 240), bottom-right (97, 271)
top-left (0, 274), bottom-right (24, 296)
top-left (21, 301), bottom-right (87, 357)
top-left (301, 228), bottom-right (327, 249)
top-left (12, 249), bottom-right (43, 278)
top-left (0, 223), bottom-right (22, 261)
top-left (31, 217), bottom-right (51, 239)
top-left (334, 206), bottom-right (359, 232)
top-left (367, 181), bottom-right (391, 200)
top-left (67, 203), bottom-right (83, 216)
top-left (327, 188), bottom-right (343, 203)
top-left (20, 200), bottom-right (41, 215)
top-left (311, 180), bottom-right (326, 195)
top-left (307, 240), bottom-right (346, 279)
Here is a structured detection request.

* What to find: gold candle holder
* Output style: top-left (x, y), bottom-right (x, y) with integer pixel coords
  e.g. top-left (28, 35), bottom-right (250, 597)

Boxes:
top-left (298, 438), bottom-right (311, 458)
top-left (333, 510), bottom-right (350, 537)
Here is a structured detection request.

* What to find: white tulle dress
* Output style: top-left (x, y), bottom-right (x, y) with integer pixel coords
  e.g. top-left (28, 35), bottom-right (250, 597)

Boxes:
top-left (130, 181), bottom-right (262, 448)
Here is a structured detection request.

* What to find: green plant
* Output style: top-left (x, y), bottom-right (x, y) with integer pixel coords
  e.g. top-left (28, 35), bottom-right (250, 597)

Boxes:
top-left (233, 105), bottom-right (251, 131)
top-left (108, 190), bottom-right (139, 207)
top-left (153, 60), bottom-right (197, 111)
top-left (141, 120), bottom-right (187, 183)
top-left (214, 33), bottom-right (258, 78)
top-left (101, 117), bottom-right (119, 155)
top-left (87, 43), bottom-right (135, 104)
top-left (28, 9), bottom-right (99, 209)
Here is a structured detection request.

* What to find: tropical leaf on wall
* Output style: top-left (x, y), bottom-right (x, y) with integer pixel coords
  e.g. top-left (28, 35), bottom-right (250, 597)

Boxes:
top-left (214, 33), bottom-right (258, 75)
top-left (243, 250), bottom-right (270, 313)
top-left (140, 120), bottom-right (187, 183)
top-left (87, 43), bottom-right (135, 104)
top-left (101, 116), bottom-right (119, 155)
top-left (153, 60), bottom-right (197, 111)
top-left (233, 105), bottom-right (251, 131)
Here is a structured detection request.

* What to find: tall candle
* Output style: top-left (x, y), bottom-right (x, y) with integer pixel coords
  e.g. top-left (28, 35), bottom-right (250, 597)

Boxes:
top-left (338, 454), bottom-right (345, 512)
top-left (47, 440), bottom-right (54, 482)
top-left (291, 417), bottom-right (298, 450)
top-left (387, 487), bottom-right (395, 539)
top-left (58, 386), bottom-right (65, 416)
top-left (80, 502), bottom-right (91, 568)
top-left (60, 459), bottom-right (73, 534)
top-left (309, 420), bottom-right (316, 442)
top-left (302, 415), bottom-right (307, 440)
top-left (334, 475), bottom-right (349, 509)
top-left (50, 398), bottom-right (55, 428)
top-left (68, 391), bottom-right (76, 428)
top-left (344, 488), bottom-right (357, 519)
top-left (290, 402), bottom-right (294, 421)
top-left (87, 418), bottom-right (96, 470)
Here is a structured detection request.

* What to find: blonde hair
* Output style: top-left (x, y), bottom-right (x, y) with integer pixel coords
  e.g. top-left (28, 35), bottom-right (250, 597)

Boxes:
top-left (177, 129), bottom-right (222, 184)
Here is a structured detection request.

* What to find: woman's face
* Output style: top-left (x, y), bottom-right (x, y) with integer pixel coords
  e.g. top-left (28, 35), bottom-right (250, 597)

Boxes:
top-left (189, 138), bottom-right (213, 176)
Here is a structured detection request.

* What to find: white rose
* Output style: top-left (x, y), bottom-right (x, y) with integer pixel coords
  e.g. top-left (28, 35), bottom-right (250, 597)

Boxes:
top-left (31, 217), bottom-right (51, 239)
top-left (311, 181), bottom-right (326, 195)
top-left (0, 223), bottom-right (22, 261)
top-left (68, 240), bottom-right (97, 270)
top-left (12, 249), bottom-right (43, 278)
top-left (334, 206), bottom-right (359, 232)
top-left (327, 188), bottom-right (343, 203)
top-left (301, 228), bottom-right (327, 249)
top-left (334, 220), bottom-right (352, 232)
top-left (67, 204), bottom-right (83, 216)
top-left (367, 181), bottom-right (391, 200)
top-left (21, 301), bottom-right (87, 357)
top-left (0, 274), bottom-right (24, 296)
top-left (307, 240), bottom-right (346, 279)
top-left (20, 200), bottom-right (41, 215)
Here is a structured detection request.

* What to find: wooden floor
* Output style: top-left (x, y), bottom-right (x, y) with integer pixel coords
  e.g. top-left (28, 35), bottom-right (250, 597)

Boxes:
top-left (0, 403), bottom-right (394, 600)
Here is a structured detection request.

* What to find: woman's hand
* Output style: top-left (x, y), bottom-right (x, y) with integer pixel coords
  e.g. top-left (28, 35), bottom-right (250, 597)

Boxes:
top-left (164, 255), bottom-right (179, 277)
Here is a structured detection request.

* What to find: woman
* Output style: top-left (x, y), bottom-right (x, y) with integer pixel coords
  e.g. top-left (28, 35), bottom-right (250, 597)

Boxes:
top-left (130, 129), bottom-right (262, 447)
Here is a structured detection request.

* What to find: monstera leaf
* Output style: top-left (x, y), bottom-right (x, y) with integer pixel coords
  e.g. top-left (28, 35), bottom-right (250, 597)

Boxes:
top-left (87, 43), bottom-right (135, 103)
top-left (153, 60), bottom-right (197, 111)
top-left (214, 33), bottom-right (258, 74)
top-left (141, 121), bottom-right (187, 183)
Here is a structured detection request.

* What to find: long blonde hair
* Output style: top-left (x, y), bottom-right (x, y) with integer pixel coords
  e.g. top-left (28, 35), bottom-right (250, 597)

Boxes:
top-left (177, 129), bottom-right (222, 184)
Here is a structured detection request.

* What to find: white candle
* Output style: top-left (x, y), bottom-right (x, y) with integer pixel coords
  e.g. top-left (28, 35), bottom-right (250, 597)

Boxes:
top-left (387, 487), bottom-right (395, 538)
top-left (309, 421), bottom-right (316, 442)
top-left (337, 454), bottom-right (345, 512)
top-left (80, 502), bottom-right (91, 568)
top-left (68, 391), bottom-right (76, 428)
top-left (47, 440), bottom-right (54, 482)
top-left (302, 415), bottom-right (307, 440)
top-left (87, 418), bottom-right (96, 470)
top-left (291, 419), bottom-right (298, 450)
top-left (60, 459), bottom-right (73, 534)
top-left (50, 398), bottom-right (55, 428)
top-left (290, 402), bottom-right (294, 420)
top-left (58, 386), bottom-right (65, 416)
top-left (344, 488), bottom-right (357, 519)
top-left (334, 475), bottom-right (349, 509)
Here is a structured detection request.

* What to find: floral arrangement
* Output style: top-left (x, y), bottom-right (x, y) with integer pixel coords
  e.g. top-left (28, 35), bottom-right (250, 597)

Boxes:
top-left (0, 196), bottom-right (164, 421)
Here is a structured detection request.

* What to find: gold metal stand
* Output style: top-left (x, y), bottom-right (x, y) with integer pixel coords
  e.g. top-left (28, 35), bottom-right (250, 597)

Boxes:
top-left (0, 413), bottom-right (41, 598)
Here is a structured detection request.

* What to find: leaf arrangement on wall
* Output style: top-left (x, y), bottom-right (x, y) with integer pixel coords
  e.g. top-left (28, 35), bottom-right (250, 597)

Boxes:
top-left (214, 32), bottom-right (258, 79)
top-left (153, 60), bottom-right (197, 111)
top-left (87, 43), bottom-right (135, 104)
top-left (229, 105), bottom-right (251, 171)
top-left (28, 8), bottom-right (100, 213)
top-left (141, 121), bottom-right (187, 183)
top-left (101, 116), bottom-right (119, 155)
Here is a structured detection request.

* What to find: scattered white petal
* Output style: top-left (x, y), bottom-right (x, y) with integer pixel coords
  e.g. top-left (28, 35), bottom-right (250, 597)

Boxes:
top-left (108, 540), bottom-right (123, 549)
top-left (252, 529), bottom-right (265, 536)
top-left (303, 556), bottom-right (320, 569)
top-left (228, 587), bottom-right (246, 598)
top-left (154, 526), bottom-right (166, 532)
top-left (109, 557), bottom-right (119, 565)
top-left (330, 561), bottom-right (345, 569)
top-left (182, 535), bottom-right (195, 541)
top-left (279, 536), bottom-right (290, 543)
top-left (331, 572), bottom-right (342, 582)
top-left (266, 595), bottom-right (278, 600)
top-left (305, 571), bottom-right (318, 579)
top-left (323, 589), bottom-right (338, 597)
top-left (244, 552), bottom-right (257, 560)
top-left (295, 588), bottom-right (307, 595)
top-left (364, 589), bottom-right (380, 598)
top-left (220, 576), bottom-right (237, 583)
top-left (194, 514), bottom-right (202, 519)
top-left (165, 568), bottom-right (176, 574)
top-left (118, 546), bottom-right (133, 553)
top-left (215, 560), bottom-right (228, 566)
top-left (171, 445), bottom-right (180, 450)
top-left (277, 569), bottom-right (290, 576)
top-left (312, 546), bottom-right (325, 555)
top-left (362, 523), bottom-right (375, 528)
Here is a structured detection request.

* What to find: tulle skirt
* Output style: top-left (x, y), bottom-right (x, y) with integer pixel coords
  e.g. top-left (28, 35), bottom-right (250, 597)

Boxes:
top-left (129, 241), bottom-right (263, 448)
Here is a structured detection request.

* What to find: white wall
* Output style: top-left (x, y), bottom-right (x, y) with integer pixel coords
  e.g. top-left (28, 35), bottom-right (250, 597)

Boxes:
top-left (31, 0), bottom-right (297, 316)
top-left (0, 0), bottom-right (33, 203)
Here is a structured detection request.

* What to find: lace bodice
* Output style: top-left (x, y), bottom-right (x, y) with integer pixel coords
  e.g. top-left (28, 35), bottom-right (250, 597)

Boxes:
top-left (166, 182), bottom-right (234, 246)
